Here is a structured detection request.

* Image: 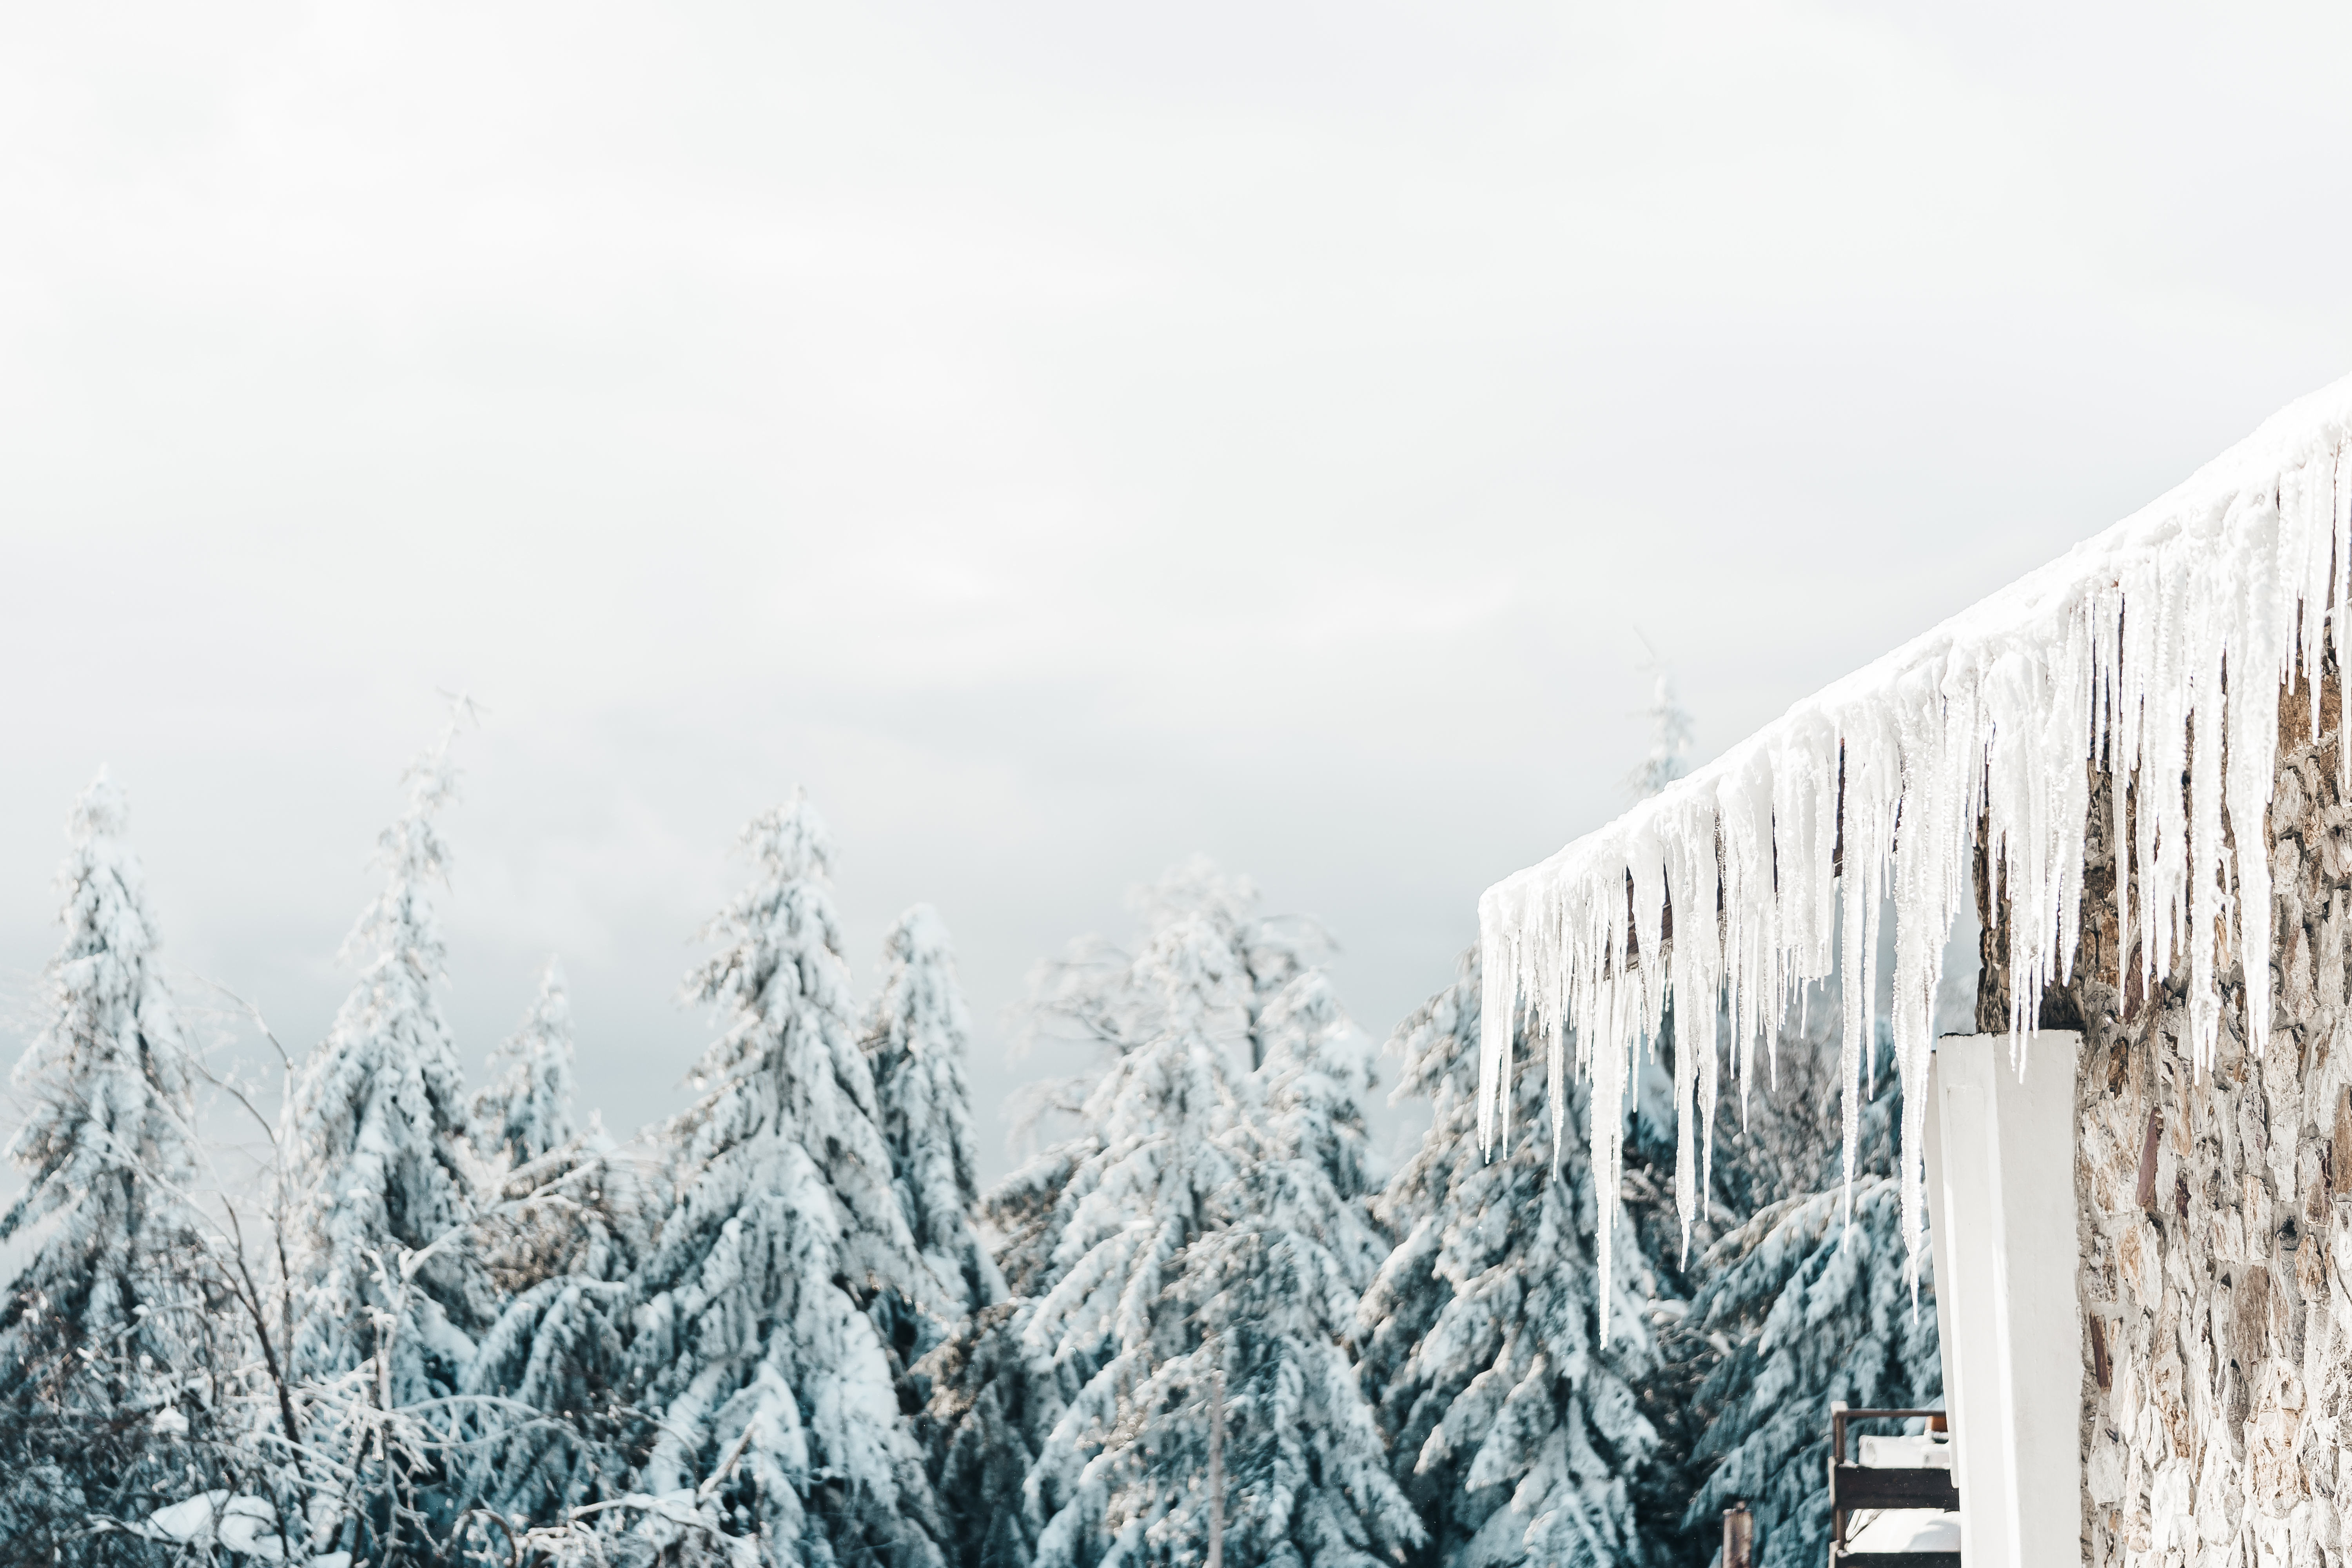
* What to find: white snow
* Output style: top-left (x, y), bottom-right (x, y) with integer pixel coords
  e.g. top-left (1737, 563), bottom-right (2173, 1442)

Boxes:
top-left (1845, 1509), bottom-right (1961, 1551)
top-left (216, 1495), bottom-right (294, 1559)
top-left (1857, 1432), bottom-right (1950, 1469)
top-left (143, 1493), bottom-right (328, 1562)
top-left (146, 1491), bottom-right (230, 1542)
top-left (1479, 372), bottom-right (2352, 1328)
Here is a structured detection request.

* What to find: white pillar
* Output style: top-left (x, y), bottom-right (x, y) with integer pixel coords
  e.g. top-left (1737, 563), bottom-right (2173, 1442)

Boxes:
top-left (1924, 1030), bottom-right (2084, 1568)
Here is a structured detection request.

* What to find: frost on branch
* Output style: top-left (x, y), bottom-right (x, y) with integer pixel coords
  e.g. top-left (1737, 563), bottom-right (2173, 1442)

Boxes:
top-left (1480, 378), bottom-right (2352, 1323)
top-left (1021, 855), bottom-right (1330, 1073)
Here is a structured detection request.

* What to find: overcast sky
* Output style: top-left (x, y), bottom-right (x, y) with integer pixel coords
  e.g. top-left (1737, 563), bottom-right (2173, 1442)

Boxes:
top-left (3, 1), bottom-right (2350, 1180)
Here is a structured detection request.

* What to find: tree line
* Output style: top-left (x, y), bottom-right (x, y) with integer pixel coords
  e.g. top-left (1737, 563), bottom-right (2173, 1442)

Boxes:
top-left (0, 712), bottom-right (1938, 1567)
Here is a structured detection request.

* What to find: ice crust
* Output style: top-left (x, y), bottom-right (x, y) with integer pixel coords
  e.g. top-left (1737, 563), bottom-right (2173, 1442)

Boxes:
top-left (1478, 374), bottom-right (2352, 1330)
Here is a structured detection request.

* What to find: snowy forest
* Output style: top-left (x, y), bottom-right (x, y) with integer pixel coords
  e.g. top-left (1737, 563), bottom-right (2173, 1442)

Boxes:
top-left (0, 691), bottom-right (1940, 1568)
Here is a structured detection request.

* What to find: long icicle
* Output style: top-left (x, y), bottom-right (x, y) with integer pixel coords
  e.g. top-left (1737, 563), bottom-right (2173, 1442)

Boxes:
top-left (1476, 383), bottom-right (2352, 1320)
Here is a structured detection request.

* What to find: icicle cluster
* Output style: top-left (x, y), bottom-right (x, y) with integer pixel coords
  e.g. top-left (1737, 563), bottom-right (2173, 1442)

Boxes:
top-left (1478, 378), bottom-right (2352, 1332)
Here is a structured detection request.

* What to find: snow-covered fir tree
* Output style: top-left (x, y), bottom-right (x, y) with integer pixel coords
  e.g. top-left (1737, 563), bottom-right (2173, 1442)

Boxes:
top-left (1172, 971), bottom-right (1420, 1568)
top-left (920, 889), bottom-right (1188, 1568)
top-left (628, 793), bottom-right (943, 1568)
top-left (1015, 910), bottom-right (1416, 1568)
top-left (289, 725), bottom-right (492, 1405)
top-left (862, 905), bottom-right (1002, 1322)
top-left (475, 957), bottom-right (580, 1168)
top-left (0, 772), bottom-right (213, 1545)
top-left (1680, 1176), bottom-right (1940, 1566)
top-left (918, 1296), bottom-right (1071, 1568)
top-left (1623, 671), bottom-right (1693, 803)
top-left (1023, 857), bottom-right (1328, 1073)
top-left (1018, 914), bottom-right (1248, 1568)
top-left (1672, 1022), bottom-right (1938, 1566)
top-left (924, 860), bottom-right (1397, 1568)
top-left (463, 958), bottom-right (651, 1537)
top-left (917, 1143), bottom-right (1093, 1568)
top-left (1250, 973), bottom-right (1386, 1288)
top-left (1361, 948), bottom-right (1671, 1568)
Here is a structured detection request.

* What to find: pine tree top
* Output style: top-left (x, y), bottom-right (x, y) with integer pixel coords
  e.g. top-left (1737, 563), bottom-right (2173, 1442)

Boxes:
top-left (0, 770), bottom-right (202, 1408)
top-left (476, 957), bottom-right (580, 1171)
top-left (5, 768), bottom-right (195, 1229)
top-left (289, 722), bottom-right (488, 1390)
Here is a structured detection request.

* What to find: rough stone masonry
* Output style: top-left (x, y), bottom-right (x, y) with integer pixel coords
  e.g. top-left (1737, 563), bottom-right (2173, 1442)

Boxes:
top-left (1987, 661), bottom-right (2352, 1564)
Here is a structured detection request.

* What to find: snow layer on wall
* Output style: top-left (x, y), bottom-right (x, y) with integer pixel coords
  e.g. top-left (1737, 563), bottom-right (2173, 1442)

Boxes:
top-left (1479, 373), bottom-right (2352, 1330)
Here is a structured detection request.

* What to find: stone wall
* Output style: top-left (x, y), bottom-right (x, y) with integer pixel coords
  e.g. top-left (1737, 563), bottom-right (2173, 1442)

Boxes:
top-left (2033, 670), bottom-right (2352, 1564)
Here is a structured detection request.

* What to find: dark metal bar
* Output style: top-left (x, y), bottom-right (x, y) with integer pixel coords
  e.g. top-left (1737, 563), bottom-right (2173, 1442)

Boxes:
top-left (1827, 1405), bottom-right (1953, 1562)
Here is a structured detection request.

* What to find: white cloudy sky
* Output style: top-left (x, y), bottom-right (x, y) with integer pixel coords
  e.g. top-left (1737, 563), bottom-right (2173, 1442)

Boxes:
top-left (2, 1), bottom-right (2349, 1177)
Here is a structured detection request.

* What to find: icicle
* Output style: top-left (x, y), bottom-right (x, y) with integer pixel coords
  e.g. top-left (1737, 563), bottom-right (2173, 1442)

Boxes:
top-left (2286, 457), bottom-right (2332, 740)
top-left (1475, 890), bottom-right (1517, 1156)
top-left (2185, 525), bottom-right (2229, 1076)
top-left (2336, 444), bottom-right (2352, 792)
top-left (1838, 710), bottom-right (1896, 1223)
top-left (2225, 490), bottom-right (2285, 1058)
top-left (1474, 385), bottom-right (2352, 1347)
top-left (1664, 806), bottom-right (1713, 1257)
top-left (2094, 584), bottom-right (2131, 1002)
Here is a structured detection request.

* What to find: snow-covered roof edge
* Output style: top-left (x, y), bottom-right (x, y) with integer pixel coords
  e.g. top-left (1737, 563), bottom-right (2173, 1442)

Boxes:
top-left (1479, 373), bottom-right (2352, 1336)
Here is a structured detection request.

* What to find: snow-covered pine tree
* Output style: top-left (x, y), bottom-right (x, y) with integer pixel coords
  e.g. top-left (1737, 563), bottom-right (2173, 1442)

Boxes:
top-left (1171, 971), bottom-right (1421, 1568)
top-left (917, 1296), bottom-right (1069, 1568)
top-left (628, 793), bottom-right (943, 1568)
top-left (1251, 971), bottom-right (1385, 1281)
top-left (462, 958), bottom-right (650, 1536)
top-left (996, 858), bottom-right (1332, 1306)
top-left (922, 861), bottom-right (1366, 1568)
top-left (1016, 913), bottom-right (1417, 1568)
top-left (287, 724), bottom-right (495, 1554)
top-left (474, 957), bottom-right (580, 1169)
top-left (917, 1145), bottom-right (1091, 1568)
top-left (1024, 857), bottom-right (1327, 1074)
top-left (1019, 913), bottom-right (1249, 1568)
top-left (1602, 995), bottom-right (1866, 1568)
top-left (1623, 671), bottom-right (1693, 803)
top-left (1679, 1175), bottom-right (1940, 1566)
top-left (1361, 948), bottom-right (1671, 1568)
top-left (862, 905), bottom-right (1002, 1324)
top-left (0, 772), bottom-right (214, 1541)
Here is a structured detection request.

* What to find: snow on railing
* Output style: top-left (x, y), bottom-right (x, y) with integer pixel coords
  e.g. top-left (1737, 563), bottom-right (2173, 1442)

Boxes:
top-left (1479, 374), bottom-right (2352, 1334)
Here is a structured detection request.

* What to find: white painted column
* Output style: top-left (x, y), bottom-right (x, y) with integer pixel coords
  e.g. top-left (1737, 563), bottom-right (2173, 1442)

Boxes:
top-left (1925, 1030), bottom-right (2084, 1568)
